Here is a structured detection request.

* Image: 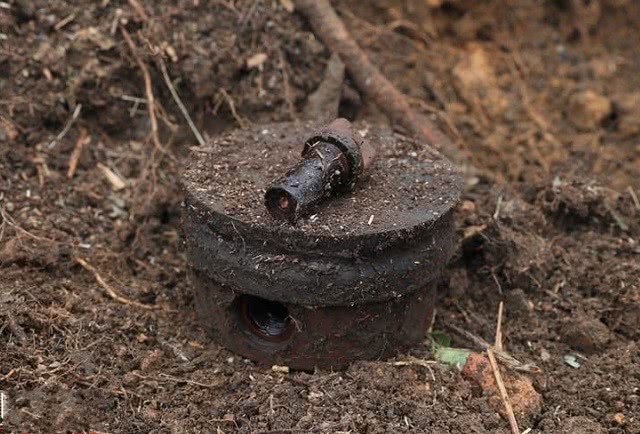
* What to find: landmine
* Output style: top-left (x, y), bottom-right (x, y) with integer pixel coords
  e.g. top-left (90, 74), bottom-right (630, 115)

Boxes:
top-left (182, 121), bottom-right (462, 370)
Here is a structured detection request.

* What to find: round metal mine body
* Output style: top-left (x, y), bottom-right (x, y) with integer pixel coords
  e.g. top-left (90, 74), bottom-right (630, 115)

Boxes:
top-left (181, 121), bottom-right (461, 370)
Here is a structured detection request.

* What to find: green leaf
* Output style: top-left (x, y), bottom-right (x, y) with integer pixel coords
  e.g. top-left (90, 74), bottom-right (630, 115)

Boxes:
top-left (435, 347), bottom-right (471, 368)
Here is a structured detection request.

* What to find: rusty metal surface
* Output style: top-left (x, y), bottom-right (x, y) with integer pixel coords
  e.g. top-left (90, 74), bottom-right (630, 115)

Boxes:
top-left (181, 121), bottom-right (461, 370)
top-left (265, 118), bottom-right (373, 223)
top-left (191, 268), bottom-right (437, 370)
top-left (265, 140), bottom-right (350, 223)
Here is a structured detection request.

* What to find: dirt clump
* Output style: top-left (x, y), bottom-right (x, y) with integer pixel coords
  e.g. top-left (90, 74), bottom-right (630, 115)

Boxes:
top-left (462, 352), bottom-right (542, 420)
top-left (560, 315), bottom-right (613, 354)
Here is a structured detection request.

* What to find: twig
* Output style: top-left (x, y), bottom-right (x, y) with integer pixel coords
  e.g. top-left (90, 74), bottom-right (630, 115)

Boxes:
top-left (449, 324), bottom-right (541, 374)
top-left (47, 104), bottom-right (82, 149)
top-left (487, 348), bottom-right (520, 434)
top-left (219, 89), bottom-right (248, 127)
top-left (493, 195), bottom-right (503, 220)
top-left (0, 206), bottom-right (55, 243)
top-left (294, 0), bottom-right (461, 161)
top-left (97, 162), bottom-right (127, 191)
top-left (495, 301), bottom-right (504, 351)
top-left (75, 257), bottom-right (158, 310)
top-left (389, 356), bottom-right (437, 368)
top-left (54, 13), bottom-right (76, 31)
top-left (627, 186), bottom-right (640, 211)
top-left (67, 128), bottom-right (89, 178)
top-left (120, 26), bottom-right (163, 152)
top-left (0, 369), bottom-right (16, 381)
top-left (158, 57), bottom-right (205, 146)
top-left (132, 372), bottom-right (218, 388)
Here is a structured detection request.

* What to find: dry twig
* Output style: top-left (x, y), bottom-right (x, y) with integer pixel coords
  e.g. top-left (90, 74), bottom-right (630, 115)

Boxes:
top-left (294, 0), bottom-right (461, 161)
top-left (495, 301), bottom-right (504, 351)
top-left (487, 348), bottom-right (520, 434)
top-left (67, 128), bottom-right (89, 178)
top-left (47, 104), bottom-right (82, 149)
top-left (627, 186), bottom-right (640, 211)
top-left (489, 302), bottom-right (520, 434)
top-left (75, 257), bottom-right (158, 310)
top-left (389, 357), bottom-right (437, 368)
top-left (120, 26), bottom-right (163, 152)
top-left (0, 206), bottom-right (54, 243)
top-left (448, 324), bottom-right (540, 374)
top-left (218, 89), bottom-right (248, 127)
top-left (97, 163), bottom-right (127, 191)
top-left (158, 57), bottom-right (205, 146)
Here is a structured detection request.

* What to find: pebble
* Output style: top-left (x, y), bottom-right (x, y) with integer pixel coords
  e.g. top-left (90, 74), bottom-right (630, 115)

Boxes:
top-left (614, 91), bottom-right (640, 136)
top-left (561, 315), bottom-right (612, 354)
top-left (567, 90), bottom-right (612, 130)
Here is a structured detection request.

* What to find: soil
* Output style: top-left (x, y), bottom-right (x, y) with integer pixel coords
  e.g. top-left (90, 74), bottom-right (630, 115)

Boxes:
top-left (1, 0), bottom-right (639, 433)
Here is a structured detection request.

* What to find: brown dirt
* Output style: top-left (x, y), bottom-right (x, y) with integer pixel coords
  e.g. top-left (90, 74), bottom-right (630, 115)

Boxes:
top-left (1, 0), bottom-right (639, 433)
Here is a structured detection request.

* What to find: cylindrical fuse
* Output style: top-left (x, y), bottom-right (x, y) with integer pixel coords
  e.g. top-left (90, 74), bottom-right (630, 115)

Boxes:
top-left (264, 118), bottom-right (374, 223)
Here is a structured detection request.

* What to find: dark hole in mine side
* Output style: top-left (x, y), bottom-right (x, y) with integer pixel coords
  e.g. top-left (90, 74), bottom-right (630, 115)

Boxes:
top-left (237, 295), bottom-right (294, 342)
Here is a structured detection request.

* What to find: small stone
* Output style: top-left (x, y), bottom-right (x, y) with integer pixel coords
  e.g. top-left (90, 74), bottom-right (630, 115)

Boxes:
top-left (559, 416), bottom-right (604, 434)
top-left (459, 200), bottom-right (476, 213)
top-left (561, 315), bottom-right (612, 354)
top-left (610, 412), bottom-right (625, 425)
top-left (614, 91), bottom-right (640, 136)
top-left (567, 90), bottom-right (612, 130)
top-left (271, 364), bottom-right (290, 374)
top-left (462, 352), bottom-right (542, 419)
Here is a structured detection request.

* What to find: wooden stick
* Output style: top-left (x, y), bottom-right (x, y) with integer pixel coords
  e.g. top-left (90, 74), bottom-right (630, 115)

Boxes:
top-left (67, 128), bottom-right (89, 178)
top-left (294, 0), bottom-right (460, 160)
top-left (487, 348), bottom-right (520, 434)
top-left (449, 324), bottom-right (541, 374)
top-left (158, 57), bottom-right (206, 146)
top-left (75, 257), bottom-right (158, 310)
top-left (120, 26), bottom-right (163, 152)
top-left (495, 301), bottom-right (504, 351)
top-left (97, 162), bottom-right (127, 191)
top-left (47, 104), bottom-right (82, 149)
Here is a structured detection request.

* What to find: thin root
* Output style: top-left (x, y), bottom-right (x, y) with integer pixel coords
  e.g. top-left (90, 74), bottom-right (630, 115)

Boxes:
top-left (75, 257), bottom-right (159, 310)
top-left (487, 348), bottom-right (520, 434)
